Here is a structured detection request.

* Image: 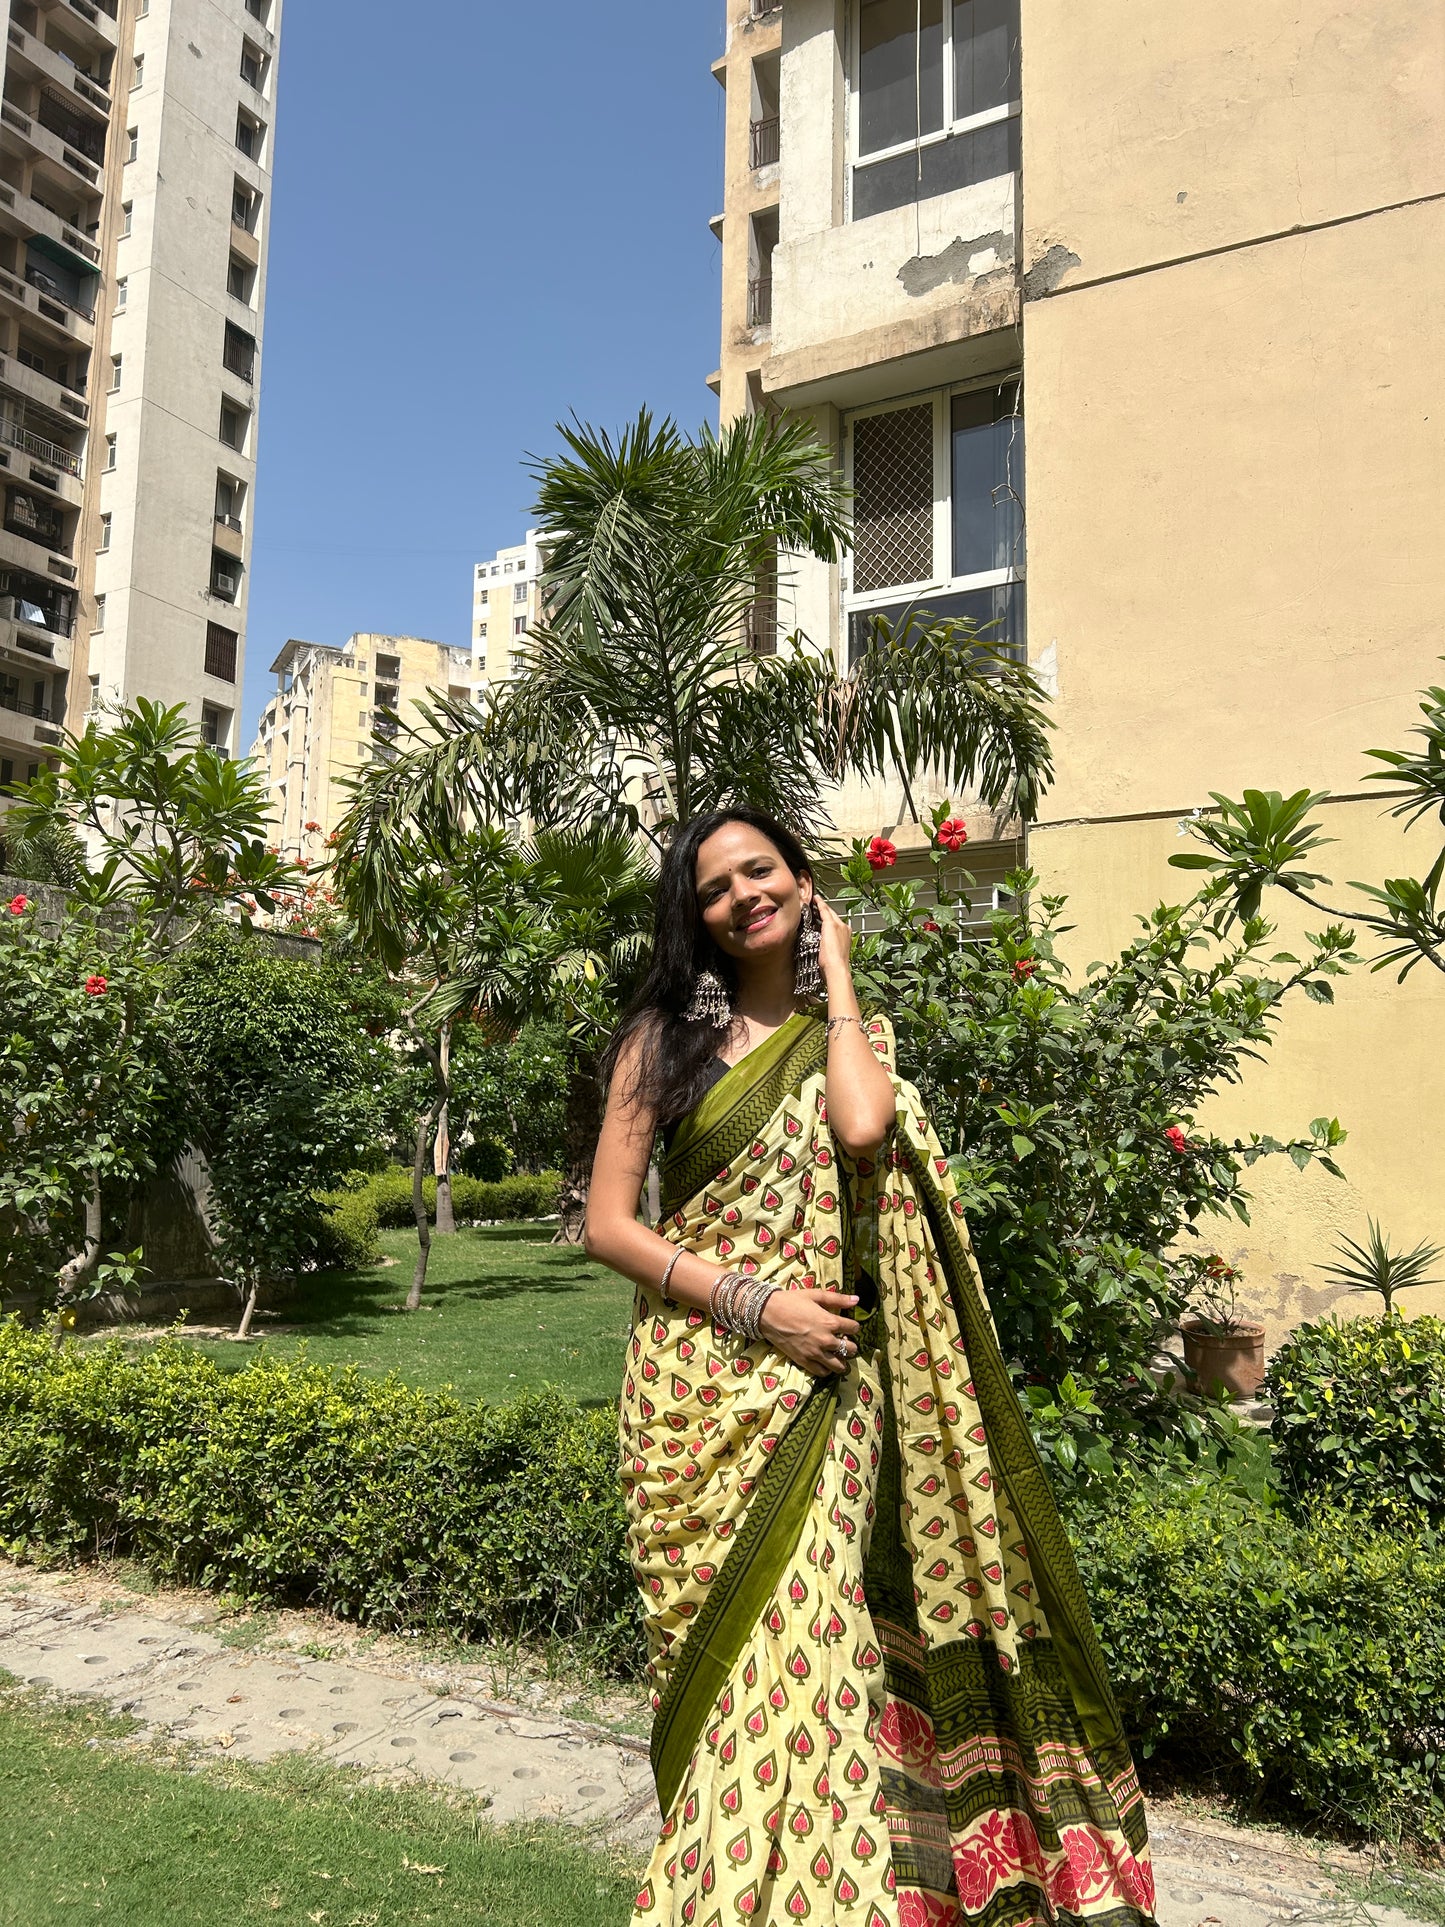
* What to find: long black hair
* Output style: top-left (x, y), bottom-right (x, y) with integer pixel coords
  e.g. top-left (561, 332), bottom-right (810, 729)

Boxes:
top-left (602, 807), bottom-right (813, 1123)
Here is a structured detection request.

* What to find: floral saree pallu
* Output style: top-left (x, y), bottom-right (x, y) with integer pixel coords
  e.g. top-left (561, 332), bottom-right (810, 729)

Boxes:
top-left (619, 1013), bottom-right (1157, 1927)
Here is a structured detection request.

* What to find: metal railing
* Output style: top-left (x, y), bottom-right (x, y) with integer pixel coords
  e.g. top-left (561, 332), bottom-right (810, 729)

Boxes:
top-left (747, 274), bottom-right (773, 328)
top-left (0, 419), bottom-right (82, 478)
top-left (0, 685), bottom-right (52, 721)
top-left (749, 115), bottom-right (780, 167)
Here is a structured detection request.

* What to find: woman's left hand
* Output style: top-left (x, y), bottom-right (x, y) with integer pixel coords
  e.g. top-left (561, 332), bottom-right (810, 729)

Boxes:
top-left (814, 898), bottom-right (854, 986)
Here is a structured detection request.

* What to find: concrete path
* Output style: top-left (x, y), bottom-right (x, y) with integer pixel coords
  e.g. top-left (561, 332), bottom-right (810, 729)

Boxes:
top-left (0, 1567), bottom-right (1435, 1926)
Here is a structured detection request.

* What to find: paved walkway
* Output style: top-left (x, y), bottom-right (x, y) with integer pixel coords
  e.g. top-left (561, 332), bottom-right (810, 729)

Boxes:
top-left (0, 1568), bottom-right (1434, 1927)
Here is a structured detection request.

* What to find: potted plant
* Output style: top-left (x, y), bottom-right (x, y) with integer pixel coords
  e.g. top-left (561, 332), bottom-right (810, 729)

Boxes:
top-left (1178, 1254), bottom-right (1267, 1400)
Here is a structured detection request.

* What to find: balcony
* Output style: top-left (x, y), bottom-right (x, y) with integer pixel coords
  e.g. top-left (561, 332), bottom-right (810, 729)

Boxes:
top-left (0, 680), bottom-right (54, 723)
top-left (5, 23), bottom-right (110, 123)
top-left (749, 116), bottom-right (780, 169)
top-left (0, 350), bottom-right (89, 423)
top-left (747, 273), bottom-right (773, 328)
top-left (0, 97), bottom-right (103, 194)
top-left (0, 263), bottom-right (96, 346)
top-left (212, 511), bottom-right (244, 559)
top-left (0, 178), bottom-right (100, 271)
top-left (0, 521), bottom-right (75, 583)
top-left (0, 584), bottom-right (76, 656)
top-left (37, 0), bottom-right (120, 54)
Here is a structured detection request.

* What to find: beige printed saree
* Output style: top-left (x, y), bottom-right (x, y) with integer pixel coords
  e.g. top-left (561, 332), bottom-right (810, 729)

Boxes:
top-left (619, 1011), bottom-right (1156, 1927)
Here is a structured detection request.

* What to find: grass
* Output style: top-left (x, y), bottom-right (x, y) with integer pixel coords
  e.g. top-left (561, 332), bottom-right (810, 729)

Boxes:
top-left (123, 1227), bottom-right (636, 1408)
top-left (0, 1676), bottom-right (638, 1926)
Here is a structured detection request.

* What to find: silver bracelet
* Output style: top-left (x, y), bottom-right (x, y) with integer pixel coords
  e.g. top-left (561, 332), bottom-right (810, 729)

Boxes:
top-left (825, 1014), bottom-right (866, 1039)
top-left (658, 1247), bottom-right (684, 1302)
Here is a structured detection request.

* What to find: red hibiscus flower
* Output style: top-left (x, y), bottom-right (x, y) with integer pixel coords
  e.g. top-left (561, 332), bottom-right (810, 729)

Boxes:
top-left (7, 894), bottom-right (28, 915)
top-left (920, 918), bottom-right (941, 934)
top-left (1012, 958), bottom-right (1036, 981)
top-left (865, 836), bottom-right (897, 871)
top-left (935, 816), bottom-right (968, 852)
top-left (1164, 1125), bottom-right (1189, 1155)
top-left (84, 975), bottom-right (108, 997)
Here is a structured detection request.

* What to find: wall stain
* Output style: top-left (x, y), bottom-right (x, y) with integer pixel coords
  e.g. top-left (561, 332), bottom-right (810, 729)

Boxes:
top-left (1023, 244), bottom-right (1083, 299)
top-left (898, 230), bottom-right (1013, 297)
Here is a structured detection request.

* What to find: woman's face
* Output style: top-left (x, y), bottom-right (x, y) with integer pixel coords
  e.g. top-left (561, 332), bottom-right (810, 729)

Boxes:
top-left (695, 822), bottom-right (812, 972)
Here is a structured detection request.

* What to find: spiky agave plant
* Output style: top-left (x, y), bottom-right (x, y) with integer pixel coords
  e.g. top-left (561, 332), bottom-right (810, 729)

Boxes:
top-left (1320, 1217), bottom-right (1445, 1316)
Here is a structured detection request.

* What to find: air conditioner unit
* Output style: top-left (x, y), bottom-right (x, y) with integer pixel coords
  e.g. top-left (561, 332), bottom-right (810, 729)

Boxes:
top-left (214, 572), bottom-right (236, 596)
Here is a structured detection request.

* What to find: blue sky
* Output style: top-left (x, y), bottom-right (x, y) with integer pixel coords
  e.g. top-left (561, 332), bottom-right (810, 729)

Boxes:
top-left (240, 1), bottom-right (725, 741)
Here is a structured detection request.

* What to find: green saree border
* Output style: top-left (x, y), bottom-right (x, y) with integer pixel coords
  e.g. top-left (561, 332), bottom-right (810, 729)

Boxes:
top-left (897, 1134), bottom-right (1126, 1757)
top-left (660, 1012), bottom-right (827, 1216)
top-left (650, 1373), bottom-right (840, 1818)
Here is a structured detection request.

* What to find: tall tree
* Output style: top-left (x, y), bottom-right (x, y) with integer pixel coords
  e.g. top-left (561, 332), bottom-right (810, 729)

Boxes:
top-left (341, 410), bottom-right (1054, 855)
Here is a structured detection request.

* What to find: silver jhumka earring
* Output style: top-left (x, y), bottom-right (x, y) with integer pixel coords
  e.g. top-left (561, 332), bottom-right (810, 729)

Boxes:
top-left (793, 903), bottom-right (823, 1001)
top-left (683, 967), bottom-right (731, 1029)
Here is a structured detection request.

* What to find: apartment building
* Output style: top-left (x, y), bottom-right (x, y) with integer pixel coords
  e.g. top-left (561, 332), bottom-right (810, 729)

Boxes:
top-left (712, 0), bottom-right (1445, 1329)
top-left (0, 0), bottom-right (281, 793)
top-left (471, 528), bottom-right (542, 691)
top-left (251, 632), bottom-right (473, 859)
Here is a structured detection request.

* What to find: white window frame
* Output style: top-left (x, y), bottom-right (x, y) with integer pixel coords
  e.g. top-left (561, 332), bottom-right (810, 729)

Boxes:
top-left (846, 0), bottom-right (1021, 218)
top-left (841, 374), bottom-right (1024, 627)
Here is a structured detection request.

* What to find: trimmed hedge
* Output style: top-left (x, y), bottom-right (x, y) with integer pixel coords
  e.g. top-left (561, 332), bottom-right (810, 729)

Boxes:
top-left (354, 1168), bottom-right (561, 1230)
top-left (312, 1189), bottom-right (382, 1271)
top-left (1, 1324), bottom-right (1441, 1842)
top-left (1072, 1476), bottom-right (1445, 1844)
top-left (1266, 1314), bottom-right (1445, 1526)
top-left (0, 1325), bottom-right (638, 1672)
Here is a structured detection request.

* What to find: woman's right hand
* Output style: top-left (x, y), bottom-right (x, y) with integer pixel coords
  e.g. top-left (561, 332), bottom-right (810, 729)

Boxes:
top-left (758, 1287), bottom-right (861, 1377)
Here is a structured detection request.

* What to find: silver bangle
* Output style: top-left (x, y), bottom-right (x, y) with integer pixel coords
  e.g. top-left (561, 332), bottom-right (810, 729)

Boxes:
top-left (658, 1247), bottom-right (684, 1302)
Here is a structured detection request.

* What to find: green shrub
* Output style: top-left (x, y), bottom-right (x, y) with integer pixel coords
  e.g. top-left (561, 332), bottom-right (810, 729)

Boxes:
top-left (1072, 1475), bottom-right (1445, 1844)
top-left (459, 1137), bottom-right (511, 1181)
top-left (359, 1168), bottom-right (560, 1231)
top-left (1266, 1314), bottom-right (1445, 1526)
top-left (312, 1190), bottom-right (381, 1271)
top-left (0, 1325), bottom-right (638, 1672)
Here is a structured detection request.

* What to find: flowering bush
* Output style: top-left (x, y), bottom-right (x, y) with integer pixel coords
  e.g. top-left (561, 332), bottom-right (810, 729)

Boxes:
top-left (0, 908), bottom-right (175, 1308)
top-left (840, 842), bottom-right (1354, 1477)
top-left (865, 835), bottom-right (897, 871)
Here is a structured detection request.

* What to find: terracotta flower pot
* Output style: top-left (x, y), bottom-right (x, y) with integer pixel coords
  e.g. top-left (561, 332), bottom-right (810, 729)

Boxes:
top-left (1180, 1317), bottom-right (1267, 1401)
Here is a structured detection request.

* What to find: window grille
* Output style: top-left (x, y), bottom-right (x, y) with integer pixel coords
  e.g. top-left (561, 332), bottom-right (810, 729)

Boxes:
top-left (205, 621), bottom-right (237, 681)
top-left (851, 404), bottom-right (934, 593)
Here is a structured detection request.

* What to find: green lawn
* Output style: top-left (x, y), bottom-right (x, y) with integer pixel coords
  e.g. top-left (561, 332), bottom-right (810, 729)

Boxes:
top-left (153, 1227), bottom-right (636, 1408)
top-left (0, 1678), bottom-right (637, 1926)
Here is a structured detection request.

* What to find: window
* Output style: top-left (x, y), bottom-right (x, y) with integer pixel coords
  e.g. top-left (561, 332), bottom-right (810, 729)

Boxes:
top-left (227, 254), bottom-right (254, 303)
top-left (374, 652), bottom-right (401, 681)
top-left (513, 581), bottom-right (527, 603)
top-left (126, 126), bottom-right (138, 163)
top-left (104, 433), bottom-right (116, 471)
top-left (232, 180), bottom-right (258, 231)
top-left (215, 473), bottom-right (243, 528)
top-left (844, 377), bottom-right (1024, 664)
top-left (88, 672), bottom-right (100, 712)
top-left (0, 760), bottom-right (12, 790)
top-left (93, 592), bottom-right (105, 630)
top-left (219, 403), bottom-right (247, 450)
top-left (109, 353), bottom-right (121, 391)
top-left (223, 322), bottom-right (256, 382)
top-left (120, 201), bottom-right (133, 237)
top-left (114, 276), bottom-right (127, 311)
top-left (851, 0), bottom-right (1019, 220)
top-left (240, 41), bottom-right (266, 89)
top-left (513, 616), bottom-right (526, 637)
top-left (205, 622), bottom-right (238, 682)
top-left (235, 111), bottom-right (264, 160)
top-left (131, 53), bottom-right (143, 90)
top-left (246, 0), bottom-right (270, 21)
top-left (98, 512), bottom-right (111, 551)
top-left (477, 622), bottom-right (488, 638)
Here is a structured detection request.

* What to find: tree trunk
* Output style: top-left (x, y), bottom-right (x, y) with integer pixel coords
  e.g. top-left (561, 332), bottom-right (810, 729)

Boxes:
top-left (434, 1022), bottom-right (455, 1235)
top-left (407, 1091), bottom-right (444, 1310)
top-left (234, 1277), bottom-right (262, 1340)
top-left (555, 1053), bottom-right (602, 1245)
top-left (53, 1179), bottom-right (102, 1347)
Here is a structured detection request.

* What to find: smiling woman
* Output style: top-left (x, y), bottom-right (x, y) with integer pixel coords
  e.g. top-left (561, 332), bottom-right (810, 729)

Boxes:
top-left (583, 809), bottom-right (1158, 1927)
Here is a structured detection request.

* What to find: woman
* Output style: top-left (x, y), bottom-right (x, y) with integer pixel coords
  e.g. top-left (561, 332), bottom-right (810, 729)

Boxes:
top-left (587, 808), bottom-right (1156, 1927)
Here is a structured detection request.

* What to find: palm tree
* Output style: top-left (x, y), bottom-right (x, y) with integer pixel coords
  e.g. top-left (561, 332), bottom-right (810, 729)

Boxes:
top-left (349, 409), bottom-right (1053, 855)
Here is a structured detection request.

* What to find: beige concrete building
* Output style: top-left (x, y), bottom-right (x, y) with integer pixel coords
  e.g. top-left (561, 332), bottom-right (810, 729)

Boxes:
top-left (471, 528), bottom-right (542, 690)
top-left (712, 0), bottom-right (1445, 1329)
top-left (251, 632), bottom-right (473, 861)
top-left (0, 0), bottom-right (281, 792)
